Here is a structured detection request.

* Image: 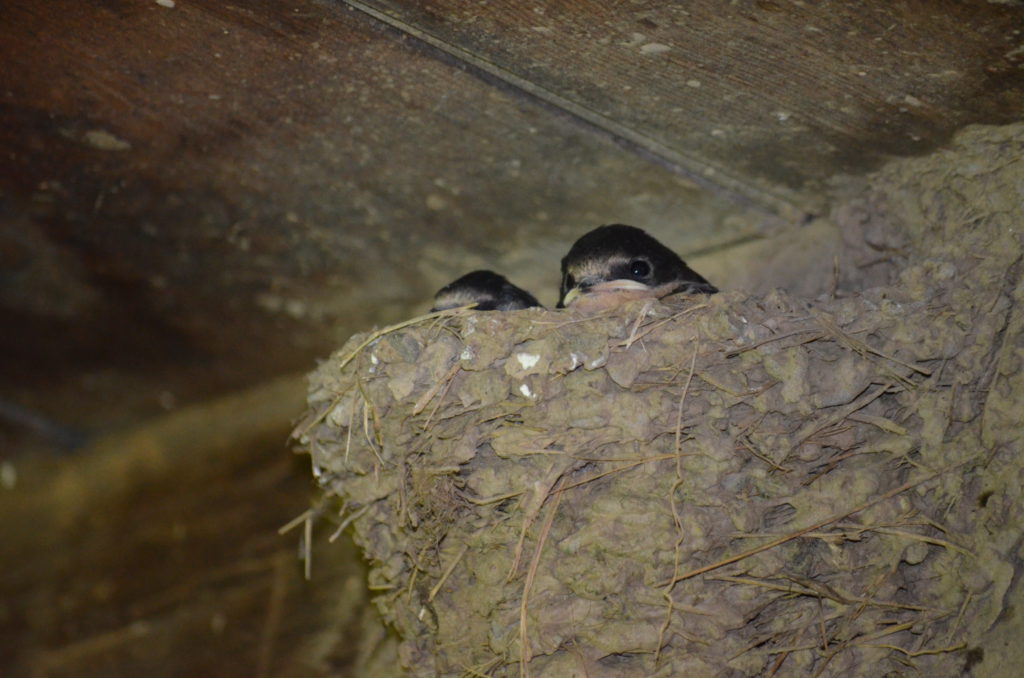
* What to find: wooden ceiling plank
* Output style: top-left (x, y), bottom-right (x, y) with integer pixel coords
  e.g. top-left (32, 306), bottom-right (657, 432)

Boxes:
top-left (352, 0), bottom-right (1024, 213)
top-left (341, 0), bottom-right (809, 221)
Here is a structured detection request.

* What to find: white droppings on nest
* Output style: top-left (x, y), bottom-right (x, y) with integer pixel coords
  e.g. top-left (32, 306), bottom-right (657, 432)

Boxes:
top-left (460, 346), bottom-right (474, 361)
top-left (518, 383), bottom-right (534, 399)
top-left (516, 352), bottom-right (540, 370)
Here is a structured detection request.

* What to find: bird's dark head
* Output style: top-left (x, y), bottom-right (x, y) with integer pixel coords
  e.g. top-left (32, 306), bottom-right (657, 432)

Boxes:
top-left (431, 270), bottom-right (541, 312)
top-left (558, 224), bottom-right (717, 308)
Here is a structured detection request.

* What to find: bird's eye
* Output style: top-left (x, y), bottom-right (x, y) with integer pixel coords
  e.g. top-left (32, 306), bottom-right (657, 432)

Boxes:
top-left (629, 260), bottom-right (651, 279)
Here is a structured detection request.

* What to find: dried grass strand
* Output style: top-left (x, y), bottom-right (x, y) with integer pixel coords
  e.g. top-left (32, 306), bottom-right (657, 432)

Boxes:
top-left (519, 477), bottom-right (565, 678)
top-left (662, 463), bottom-right (962, 587)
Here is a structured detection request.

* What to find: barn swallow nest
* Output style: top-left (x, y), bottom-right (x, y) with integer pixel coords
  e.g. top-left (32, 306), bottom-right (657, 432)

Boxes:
top-left (293, 124), bottom-right (1024, 678)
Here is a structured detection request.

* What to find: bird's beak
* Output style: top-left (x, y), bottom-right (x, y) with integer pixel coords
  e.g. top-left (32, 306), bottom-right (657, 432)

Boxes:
top-left (561, 285), bottom-right (584, 308)
top-left (561, 279), bottom-right (651, 307)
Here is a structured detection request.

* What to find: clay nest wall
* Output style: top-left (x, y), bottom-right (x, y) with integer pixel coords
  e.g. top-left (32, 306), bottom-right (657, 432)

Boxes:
top-left (293, 123), bottom-right (1024, 677)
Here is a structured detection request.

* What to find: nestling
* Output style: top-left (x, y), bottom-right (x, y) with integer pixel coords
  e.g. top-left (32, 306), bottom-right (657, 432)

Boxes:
top-left (558, 224), bottom-right (717, 309)
top-left (431, 270), bottom-right (542, 312)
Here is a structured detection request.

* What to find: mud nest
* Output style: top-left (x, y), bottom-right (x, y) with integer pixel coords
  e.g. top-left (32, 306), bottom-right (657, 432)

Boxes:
top-left (293, 124), bottom-right (1024, 677)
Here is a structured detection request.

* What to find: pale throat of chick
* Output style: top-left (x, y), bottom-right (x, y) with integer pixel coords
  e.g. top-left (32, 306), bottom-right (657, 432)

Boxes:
top-left (562, 253), bottom-right (677, 306)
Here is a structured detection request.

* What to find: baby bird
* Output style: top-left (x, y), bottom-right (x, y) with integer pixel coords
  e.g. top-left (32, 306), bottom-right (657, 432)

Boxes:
top-left (431, 270), bottom-right (542, 312)
top-left (558, 224), bottom-right (717, 310)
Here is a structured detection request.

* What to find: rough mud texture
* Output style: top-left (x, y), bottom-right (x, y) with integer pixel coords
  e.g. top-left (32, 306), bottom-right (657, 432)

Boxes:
top-left (294, 123), bottom-right (1024, 677)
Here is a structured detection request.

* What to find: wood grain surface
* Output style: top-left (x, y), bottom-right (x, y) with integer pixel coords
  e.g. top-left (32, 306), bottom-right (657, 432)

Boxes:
top-left (353, 0), bottom-right (1024, 210)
